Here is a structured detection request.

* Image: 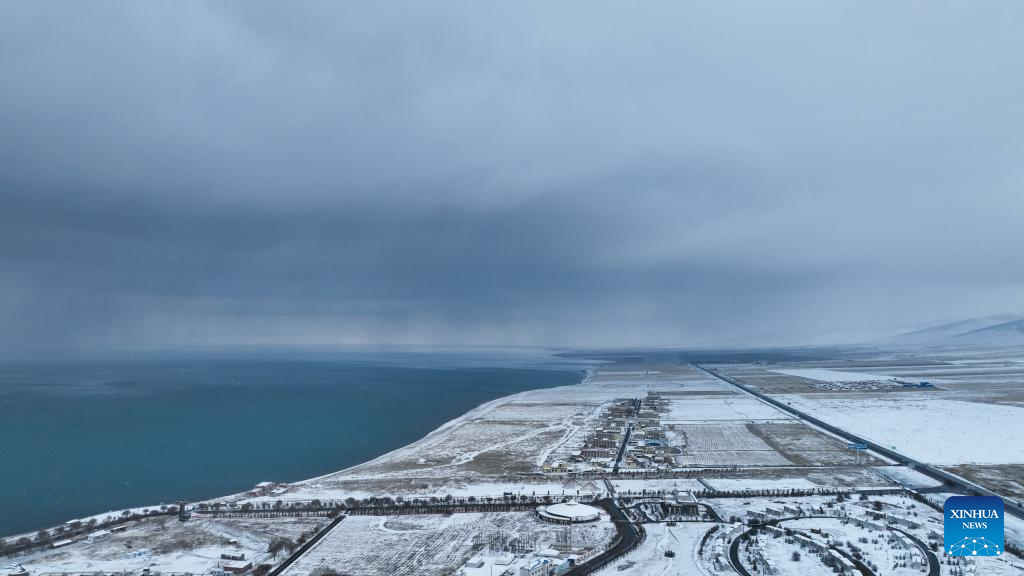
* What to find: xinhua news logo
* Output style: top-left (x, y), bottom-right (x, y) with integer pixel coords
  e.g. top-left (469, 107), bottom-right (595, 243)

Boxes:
top-left (944, 496), bottom-right (1004, 557)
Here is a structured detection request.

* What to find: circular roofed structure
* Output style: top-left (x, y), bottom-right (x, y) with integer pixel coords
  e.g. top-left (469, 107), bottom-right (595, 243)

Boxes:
top-left (538, 500), bottom-right (602, 524)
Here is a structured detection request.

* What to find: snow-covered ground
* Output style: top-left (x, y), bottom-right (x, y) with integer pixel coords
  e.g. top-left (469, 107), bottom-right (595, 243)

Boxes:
top-left (592, 522), bottom-right (712, 576)
top-left (873, 466), bottom-right (944, 490)
top-left (777, 395), bottom-right (1024, 465)
top-left (12, 516), bottom-right (325, 574)
top-left (781, 517), bottom-right (926, 576)
top-left (771, 368), bottom-right (895, 383)
top-left (703, 478), bottom-right (819, 492)
top-left (281, 512), bottom-right (616, 576)
top-left (663, 396), bottom-right (792, 423)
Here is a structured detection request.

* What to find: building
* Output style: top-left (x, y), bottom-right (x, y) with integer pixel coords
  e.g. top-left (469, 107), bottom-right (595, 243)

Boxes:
top-left (580, 447), bottom-right (614, 459)
top-left (249, 481), bottom-right (275, 496)
top-left (542, 462), bottom-right (574, 474)
top-left (663, 491), bottom-right (701, 517)
top-left (223, 560), bottom-right (253, 574)
top-left (538, 501), bottom-right (603, 524)
top-left (519, 558), bottom-right (556, 576)
top-left (124, 548), bottom-right (151, 559)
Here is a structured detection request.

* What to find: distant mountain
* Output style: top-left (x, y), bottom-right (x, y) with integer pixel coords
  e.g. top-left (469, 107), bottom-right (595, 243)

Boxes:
top-left (950, 317), bottom-right (1024, 346)
top-left (889, 313), bottom-right (1024, 347)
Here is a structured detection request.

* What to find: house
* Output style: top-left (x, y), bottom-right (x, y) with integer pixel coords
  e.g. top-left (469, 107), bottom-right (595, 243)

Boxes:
top-left (581, 447), bottom-right (613, 459)
top-left (663, 491), bottom-right (700, 516)
top-left (223, 560), bottom-right (253, 574)
top-left (837, 556), bottom-right (858, 576)
top-left (519, 558), bottom-right (555, 576)
top-left (249, 481), bottom-right (275, 496)
top-left (543, 461), bottom-right (574, 474)
top-left (124, 548), bottom-right (151, 559)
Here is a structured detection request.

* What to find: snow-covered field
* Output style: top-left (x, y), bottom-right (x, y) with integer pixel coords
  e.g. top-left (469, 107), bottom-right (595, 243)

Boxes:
top-left (592, 522), bottom-right (712, 576)
top-left (777, 395), bottom-right (1024, 465)
top-left (611, 478), bottom-right (706, 495)
top-left (771, 368), bottom-right (895, 383)
top-left (780, 517), bottom-right (926, 576)
top-left (680, 423), bottom-right (777, 451)
top-left (14, 517), bottom-right (325, 574)
top-left (663, 396), bottom-right (792, 423)
top-left (873, 466), bottom-right (944, 489)
top-left (282, 512), bottom-right (616, 576)
top-left (703, 477), bottom-right (819, 491)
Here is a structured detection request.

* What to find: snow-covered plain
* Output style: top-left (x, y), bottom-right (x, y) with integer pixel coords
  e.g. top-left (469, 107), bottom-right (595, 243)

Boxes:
top-left (11, 517), bottom-right (325, 574)
top-left (592, 522), bottom-right (712, 576)
top-left (282, 512), bottom-right (616, 576)
top-left (778, 395), bottom-right (1024, 465)
top-left (771, 368), bottom-right (895, 382)
top-left (663, 396), bottom-right (792, 423)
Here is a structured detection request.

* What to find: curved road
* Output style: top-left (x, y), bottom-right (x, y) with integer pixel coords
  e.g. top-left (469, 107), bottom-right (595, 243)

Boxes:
top-left (728, 523), bottom-right (877, 576)
top-left (565, 498), bottom-right (645, 575)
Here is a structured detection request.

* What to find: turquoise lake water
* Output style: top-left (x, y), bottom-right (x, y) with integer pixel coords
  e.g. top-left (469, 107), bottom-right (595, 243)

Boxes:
top-left (0, 348), bottom-right (588, 537)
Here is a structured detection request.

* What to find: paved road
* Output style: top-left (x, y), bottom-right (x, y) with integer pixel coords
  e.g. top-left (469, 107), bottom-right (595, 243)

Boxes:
top-left (728, 522), bottom-right (876, 576)
top-left (891, 527), bottom-right (940, 576)
top-left (694, 364), bottom-right (1024, 521)
top-left (565, 498), bottom-right (644, 575)
top-left (611, 398), bottom-right (642, 473)
top-left (611, 424), bottom-right (633, 473)
top-left (603, 478), bottom-right (617, 497)
top-left (269, 514), bottom-right (346, 576)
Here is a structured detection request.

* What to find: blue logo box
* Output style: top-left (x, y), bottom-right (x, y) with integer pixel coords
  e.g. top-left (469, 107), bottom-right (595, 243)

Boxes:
top-left (944, 496), bottom-right (1004, 557)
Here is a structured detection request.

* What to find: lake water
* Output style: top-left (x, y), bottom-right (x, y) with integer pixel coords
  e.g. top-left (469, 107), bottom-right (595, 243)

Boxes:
top-left (0, 347), bottom-right (589, 537)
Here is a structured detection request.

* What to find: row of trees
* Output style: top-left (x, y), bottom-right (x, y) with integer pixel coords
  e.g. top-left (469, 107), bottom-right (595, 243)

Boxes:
top-left (700, 487), bottom-right (848, 499)
top-left (205, 492), bottom-right (577, 516)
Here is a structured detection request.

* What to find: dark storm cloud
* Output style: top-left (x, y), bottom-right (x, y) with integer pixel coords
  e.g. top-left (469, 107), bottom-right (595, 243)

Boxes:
top-left (2, 1), bottom-right (1023, 352)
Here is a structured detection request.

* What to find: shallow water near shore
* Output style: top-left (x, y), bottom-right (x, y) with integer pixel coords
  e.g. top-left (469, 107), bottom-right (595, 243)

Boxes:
top-left (0, 348), bottom-right (588, 537)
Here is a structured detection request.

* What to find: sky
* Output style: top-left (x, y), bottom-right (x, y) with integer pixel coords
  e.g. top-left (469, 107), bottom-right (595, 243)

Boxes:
top-left (1, 2), bottom-right (1023, 353)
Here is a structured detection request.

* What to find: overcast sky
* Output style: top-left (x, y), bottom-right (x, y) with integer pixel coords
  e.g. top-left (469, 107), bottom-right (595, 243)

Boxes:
top-left (1, 2), bottom-right (1023, 353)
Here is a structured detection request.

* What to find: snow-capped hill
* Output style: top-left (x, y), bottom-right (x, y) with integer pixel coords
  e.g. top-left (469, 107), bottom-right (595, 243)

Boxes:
top-left (950, 318), bottom-right (1024, 346)
top-left (889, 313), bottom-right (1023, 345)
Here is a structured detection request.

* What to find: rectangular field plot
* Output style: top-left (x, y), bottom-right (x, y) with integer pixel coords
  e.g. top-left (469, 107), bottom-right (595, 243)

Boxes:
top-left (776, 395), bottom-right (1024, 465)
top-left (679, 423), bottom-right (776, 451)
top-left (943, 464), bottom-right (1024, 501)
top-left (480, 402), bottom-right (591, 423)
top-left (662, 396), bottom-right (792, 422)
top-left (283, 512), bottom-right (616, 576)
top-left (674, 450), bottom-right (791, 467)
top-left (746, 422), bottom-right (885, 466)
top-left (771, 368), bottom-right (893, 382)
top-left (671, 423), bottom-right (792, 467)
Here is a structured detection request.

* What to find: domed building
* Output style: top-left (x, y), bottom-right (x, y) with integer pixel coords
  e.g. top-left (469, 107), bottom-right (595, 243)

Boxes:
top-left (537, 500), bottom-right (603, 524)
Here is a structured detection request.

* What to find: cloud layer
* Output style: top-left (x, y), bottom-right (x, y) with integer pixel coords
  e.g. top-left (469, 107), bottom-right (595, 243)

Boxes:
top-left (2, 2), bottom-right (1023, 352)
